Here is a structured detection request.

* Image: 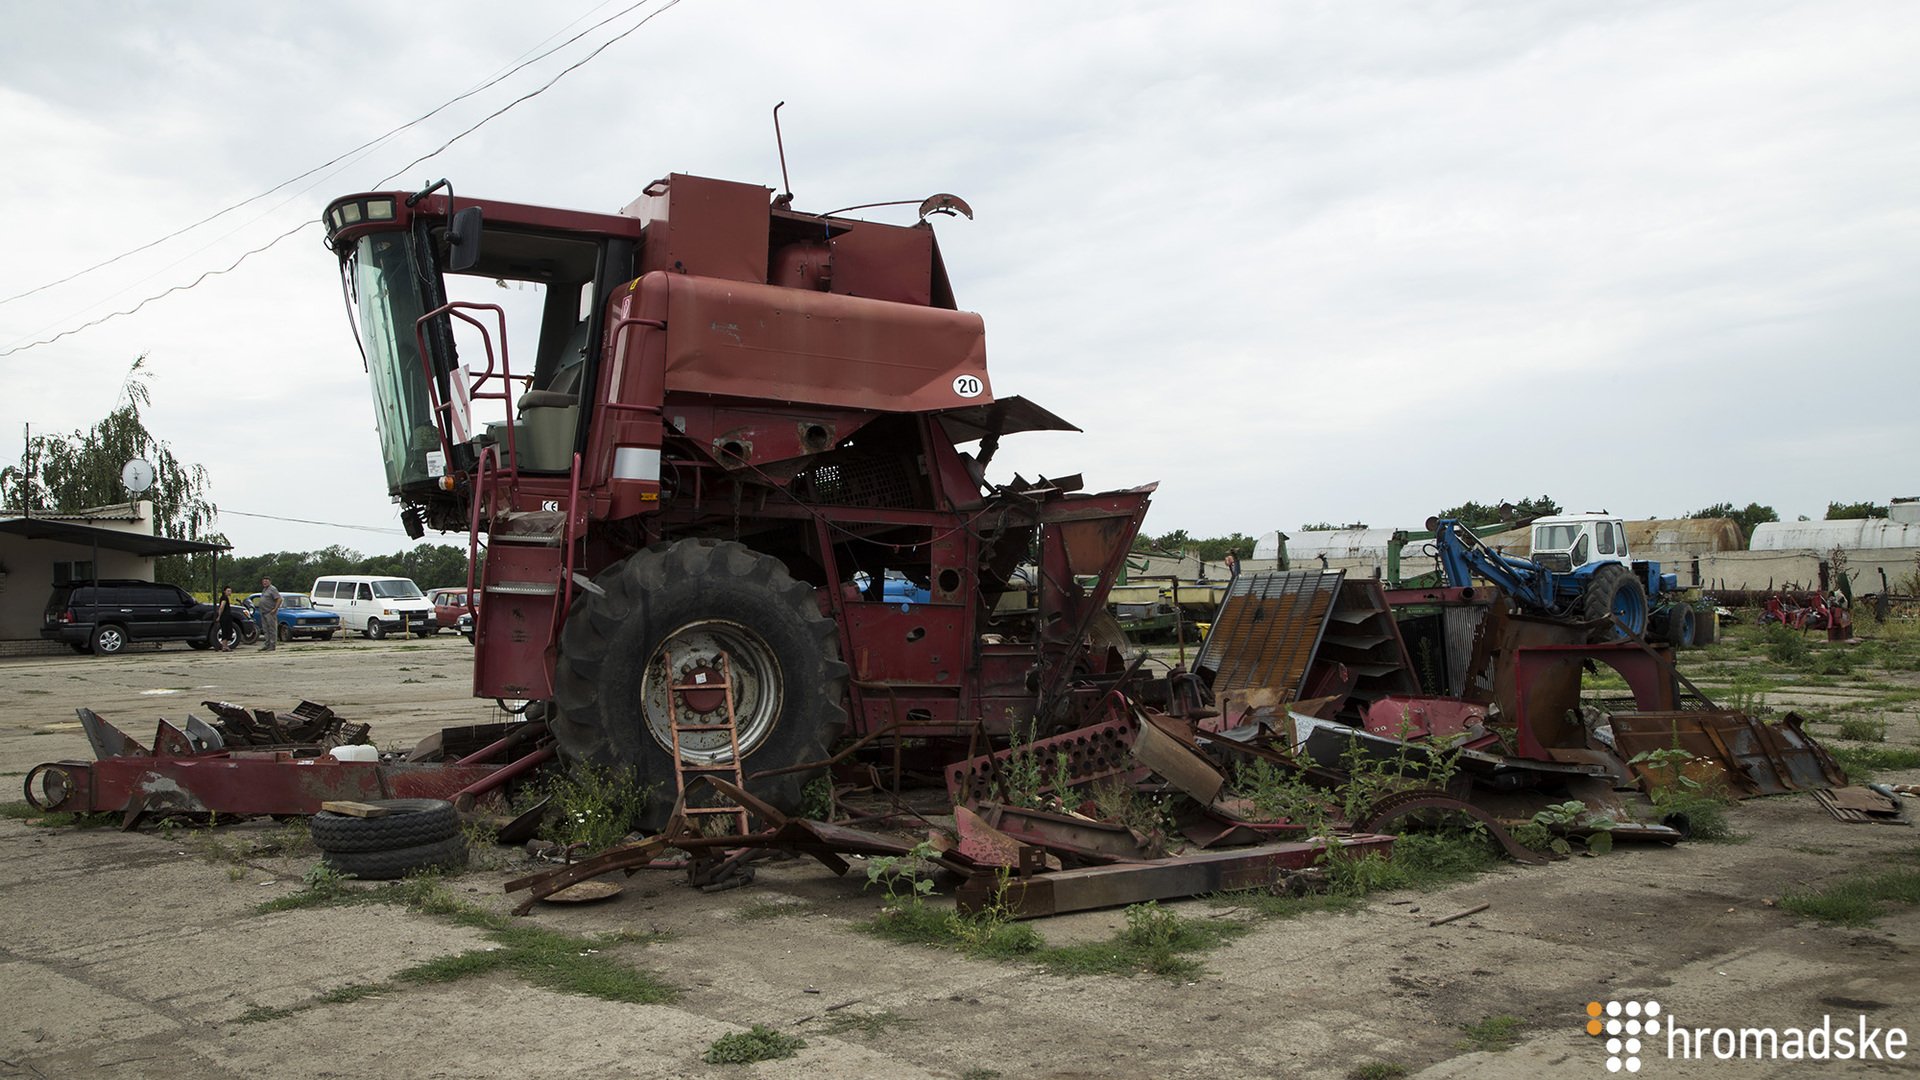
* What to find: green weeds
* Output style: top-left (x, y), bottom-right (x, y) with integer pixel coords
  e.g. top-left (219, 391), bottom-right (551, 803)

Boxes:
top-left (1837, 715), bottom-right (1888, 742)
top-left (1829, 745), bottom-right (1920, 781)
top-left (705, 1025), bottom-right (806, 1064)
top-left (1458, 1014), bottom-right (1525, 1051)
top-left (820, 1009), bottom-right (915, 1039)
top-left (1780, 859), bottom-right (1920, 927)
top-left (536, 763), bottom-right (651, 854)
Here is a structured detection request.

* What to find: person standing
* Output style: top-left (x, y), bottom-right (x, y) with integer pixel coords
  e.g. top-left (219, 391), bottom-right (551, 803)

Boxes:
top-left (257, 577), bottom-right (282, 651)
top-left (1224, 549), bottom-right (1241, 583)
top-left (215, 586), bottom-right (243, 651)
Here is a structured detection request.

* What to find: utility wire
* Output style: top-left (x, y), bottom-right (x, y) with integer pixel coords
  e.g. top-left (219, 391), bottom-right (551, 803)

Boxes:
top-left (218, 508), bottom-right (410, 535)
top-left (0, 0), bottom-right (674, 314)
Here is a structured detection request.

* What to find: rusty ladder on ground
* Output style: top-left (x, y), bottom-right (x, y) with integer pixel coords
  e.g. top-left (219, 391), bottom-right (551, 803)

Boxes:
top-left (662, 649), bottom-right (751, 836)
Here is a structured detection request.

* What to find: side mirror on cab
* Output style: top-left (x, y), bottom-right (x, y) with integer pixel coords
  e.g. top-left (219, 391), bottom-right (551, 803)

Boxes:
top-left (446, 206), bottom-right (484, 272)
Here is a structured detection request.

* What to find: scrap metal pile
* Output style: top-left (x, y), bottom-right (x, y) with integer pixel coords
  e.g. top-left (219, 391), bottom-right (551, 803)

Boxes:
top-left (25, 569), bottom-right (1888, 917)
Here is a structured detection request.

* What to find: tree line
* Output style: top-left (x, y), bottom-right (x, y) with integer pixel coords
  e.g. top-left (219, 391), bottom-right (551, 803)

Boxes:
top-left (210, 544), bottom-right (474, 596)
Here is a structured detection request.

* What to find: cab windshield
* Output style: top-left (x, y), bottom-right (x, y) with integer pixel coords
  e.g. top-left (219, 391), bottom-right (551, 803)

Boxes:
top-left (372, 580), bottom-right (425, 600)
top-left (1533, 524), bottom-right (1581, 551)
top-left (345, 232), bottom-right (439, 493)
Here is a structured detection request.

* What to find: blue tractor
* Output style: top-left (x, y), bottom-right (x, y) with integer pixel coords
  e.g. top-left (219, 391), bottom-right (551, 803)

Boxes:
top-left (1428, 513), bottom-right (1693, 643)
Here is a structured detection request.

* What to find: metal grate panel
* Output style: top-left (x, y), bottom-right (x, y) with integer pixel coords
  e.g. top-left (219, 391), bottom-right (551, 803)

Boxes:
top-left (801, 453), bottom-right (919, 509)
top-left (1194, 570), bottom-right (1345, 696)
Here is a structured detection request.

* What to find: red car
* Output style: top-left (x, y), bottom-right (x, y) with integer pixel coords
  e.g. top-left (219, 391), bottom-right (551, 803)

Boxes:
top-left (426, 588), bottom-right (476, 635)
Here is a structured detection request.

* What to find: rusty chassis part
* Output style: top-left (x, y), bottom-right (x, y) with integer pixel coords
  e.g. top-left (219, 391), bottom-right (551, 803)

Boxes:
top-left (955, 834), bottom-right (1398, 919)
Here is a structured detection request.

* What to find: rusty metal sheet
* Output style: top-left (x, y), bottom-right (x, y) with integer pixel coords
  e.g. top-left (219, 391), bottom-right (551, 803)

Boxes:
top-left (1131, 712), bottom-right (1225, 805)
top-left (955, 834), bottom-right (1396, 919)
top-left (945, 715), bottom-right (1137, 806)
top-left (1609, 710), bottom-right (1847, 797)
top-left (981, 803), bottom-right (1156, 861)
top-left (1193, 570), bottom-right (1345, 696)
top-left (952, 805), bottom-right (1027, 868)
top-left (26, 754), bottom-right (505, 817)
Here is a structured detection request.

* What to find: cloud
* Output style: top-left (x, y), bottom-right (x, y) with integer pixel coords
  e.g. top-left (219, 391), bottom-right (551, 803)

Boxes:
top-left (1, 0), bottom-right (1915, 555)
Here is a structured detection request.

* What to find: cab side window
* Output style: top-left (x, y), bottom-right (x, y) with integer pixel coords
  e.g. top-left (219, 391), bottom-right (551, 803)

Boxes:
top-left (1596, 525), bottom-right (1615, 556)
top-left (357, 584), bottom-right (373, 601)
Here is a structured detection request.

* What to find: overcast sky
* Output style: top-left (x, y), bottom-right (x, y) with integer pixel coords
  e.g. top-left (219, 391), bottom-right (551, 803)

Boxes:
top-left (2, 0), bottom-right (1914, 555)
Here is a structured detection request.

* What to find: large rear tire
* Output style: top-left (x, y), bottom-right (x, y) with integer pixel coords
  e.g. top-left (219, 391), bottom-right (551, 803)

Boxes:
top-left (551, 539), bottom-right (848, 831)
top-left (1579, 564), bottom-right (1648, 638)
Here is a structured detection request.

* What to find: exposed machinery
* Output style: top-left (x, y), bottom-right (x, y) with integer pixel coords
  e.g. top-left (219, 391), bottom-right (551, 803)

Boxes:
top-left (321, 174), bottom-right (1154, 823)
top-left (1426, 514), bottom-right (1692, 642)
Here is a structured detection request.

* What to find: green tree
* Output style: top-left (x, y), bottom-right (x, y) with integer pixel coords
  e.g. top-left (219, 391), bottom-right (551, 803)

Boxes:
top-left (216, 543), bottom-right (474, 595)
top-left (1131, 530), bottom-right (1257, 562)
top-left (1824, 501), bottom-right (1888, 520)
top-left (0, 356), bottom-right (226, 587)
top-left (1689, 501), bottom-right (1777, 544)
top-left (1435, 496), bottom-right (1560, 526)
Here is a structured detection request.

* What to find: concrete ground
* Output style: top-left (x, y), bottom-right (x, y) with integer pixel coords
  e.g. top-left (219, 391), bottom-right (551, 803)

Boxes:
top-left (2, 634), bottom-right (1917, 1079)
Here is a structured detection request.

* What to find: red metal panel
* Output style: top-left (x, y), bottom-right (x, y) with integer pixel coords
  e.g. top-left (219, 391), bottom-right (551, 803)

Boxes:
top-left (830, 223), bottom-right (934, 305)
top-left (661, 275), bottom-right (990, 413)
top-left (842, 604), bottom-right (967, 684)
top-left (631, 174), bottom-right (771, 283)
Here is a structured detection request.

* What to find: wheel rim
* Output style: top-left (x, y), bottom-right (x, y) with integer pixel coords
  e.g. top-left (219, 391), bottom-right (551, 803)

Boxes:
top-left (640, 619), bottom-right (783, 765)
top-left (99, 628), bottom-right (123, 652)
top-left (1611, 585), bottom-right (1646, 633)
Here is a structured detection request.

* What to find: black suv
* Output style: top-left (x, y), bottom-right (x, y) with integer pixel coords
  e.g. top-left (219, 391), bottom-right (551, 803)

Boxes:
top-left (42, 580), bottom-right (220, 656)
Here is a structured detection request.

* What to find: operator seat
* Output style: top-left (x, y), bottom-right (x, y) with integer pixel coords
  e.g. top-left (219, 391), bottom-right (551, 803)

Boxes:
top-left (513, 360), bottom-right (583, 472)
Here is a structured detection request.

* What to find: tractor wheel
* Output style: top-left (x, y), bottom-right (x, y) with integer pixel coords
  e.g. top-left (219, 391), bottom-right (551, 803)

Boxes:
top-left (1665, 604), bottom-right (1697, 648)
top-left (1579, 565), bottom-right (1648, 638)
top-left (551, 539), bottom-right (849, 831)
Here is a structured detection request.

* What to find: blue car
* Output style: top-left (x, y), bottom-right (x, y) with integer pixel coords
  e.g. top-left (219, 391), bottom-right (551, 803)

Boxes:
top-left (247, 592), bottom-right (342, 642)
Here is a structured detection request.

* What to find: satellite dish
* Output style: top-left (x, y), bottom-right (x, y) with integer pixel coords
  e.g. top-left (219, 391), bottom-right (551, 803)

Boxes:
top-left (122, 458), bottom-right (155, 494)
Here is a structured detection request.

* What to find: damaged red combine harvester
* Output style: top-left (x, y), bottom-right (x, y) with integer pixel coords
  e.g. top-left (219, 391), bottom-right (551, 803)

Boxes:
top-left (24, 171), bottom-right (1876, 917)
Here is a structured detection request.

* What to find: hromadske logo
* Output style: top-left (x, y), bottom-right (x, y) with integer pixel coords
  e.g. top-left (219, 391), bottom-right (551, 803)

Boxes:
top-left (1585, 998), bottom-right (1658, 1072)
top-left (1584, 998), bottom-right (1910, 1068)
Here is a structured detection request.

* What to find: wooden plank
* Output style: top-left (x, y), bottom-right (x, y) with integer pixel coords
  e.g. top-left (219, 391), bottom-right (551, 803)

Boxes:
top-left (319, 800), bottom-right (390, 818)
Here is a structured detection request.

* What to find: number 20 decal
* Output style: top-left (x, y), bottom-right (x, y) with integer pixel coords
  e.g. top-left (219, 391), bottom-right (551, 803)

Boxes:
top-left (952, 374), bottom-right (984, 398)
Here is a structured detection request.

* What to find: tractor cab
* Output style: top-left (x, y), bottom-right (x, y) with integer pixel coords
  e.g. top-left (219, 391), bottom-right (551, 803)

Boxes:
top-left (1529, 514), bottom-right (1628, 575)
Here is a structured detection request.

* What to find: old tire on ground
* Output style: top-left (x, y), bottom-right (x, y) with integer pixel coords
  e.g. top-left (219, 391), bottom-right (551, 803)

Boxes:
top-left (551, 539), bottom-right (849, 832)
top-left (309, 797), bottom-right (460, 853)
top-left (321, 833), bottom-right (468, 880)
top-left (367, 619), bottom-right (386, 640)
top-left (1665, 604), bottom-right (1697, 648)
top-left (91, 624), bottom-right (128, 656)
top-left (1578, 564), bottom-right (1648, 639)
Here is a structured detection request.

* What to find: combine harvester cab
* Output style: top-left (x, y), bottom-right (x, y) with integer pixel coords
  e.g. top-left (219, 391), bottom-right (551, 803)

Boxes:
top-left (321, 174), bottom-right (1155, 824)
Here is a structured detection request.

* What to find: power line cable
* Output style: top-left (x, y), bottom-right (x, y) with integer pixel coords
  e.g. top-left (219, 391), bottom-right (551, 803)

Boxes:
top-left (0, 0), bottom-right (666, 311)
top-left (218, 508), bottom-right (410, 535)
top-left (0, 0), bottom-right (683, 357)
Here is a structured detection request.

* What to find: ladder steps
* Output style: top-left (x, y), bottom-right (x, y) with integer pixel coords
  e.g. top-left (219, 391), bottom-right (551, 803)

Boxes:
top-left (662, 648), bottom-right (752, 838)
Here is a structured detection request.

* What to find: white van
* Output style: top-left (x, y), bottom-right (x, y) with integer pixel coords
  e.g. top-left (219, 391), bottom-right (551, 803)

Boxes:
top-left (310, 575), bottom-right (437, 639)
